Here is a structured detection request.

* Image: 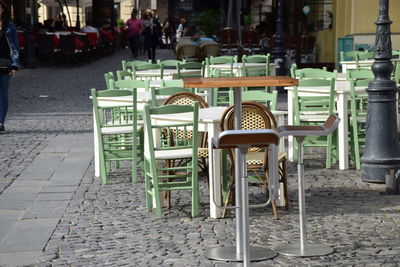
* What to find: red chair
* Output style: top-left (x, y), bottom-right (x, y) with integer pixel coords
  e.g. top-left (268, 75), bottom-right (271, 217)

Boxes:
top-left (220, 27), bottom-right (238, 55)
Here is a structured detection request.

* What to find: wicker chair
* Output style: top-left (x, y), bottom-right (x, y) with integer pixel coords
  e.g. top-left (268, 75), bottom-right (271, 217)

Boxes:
top-left (176, 43), bottom-right (201, 62)
top-left (220, 101), bottom-right (289, 219)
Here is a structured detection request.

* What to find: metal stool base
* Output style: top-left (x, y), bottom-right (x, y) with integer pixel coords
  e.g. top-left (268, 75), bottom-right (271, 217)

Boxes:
top-left (276, 243), bottom-right (333, 257)
top-left (205, 246), bottom-right (277, 262)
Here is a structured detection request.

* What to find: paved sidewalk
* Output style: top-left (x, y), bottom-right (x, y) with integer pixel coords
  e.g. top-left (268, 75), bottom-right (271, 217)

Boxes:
top-left (0, 48), bottom-right (400, 266)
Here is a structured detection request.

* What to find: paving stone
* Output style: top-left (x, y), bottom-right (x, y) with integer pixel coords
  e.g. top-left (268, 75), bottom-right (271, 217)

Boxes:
top-left (22, 200), bottom-right (69, 219)
top-left (0, 251), bottom-right (42, 267)
top-left (36, 192), bottom-right (75, 201)
top-left (17, 153), bottom-right (66, 181)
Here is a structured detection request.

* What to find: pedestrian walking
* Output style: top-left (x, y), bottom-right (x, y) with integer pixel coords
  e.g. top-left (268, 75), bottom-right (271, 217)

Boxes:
top-left (143, 12), bottom-right (161, 63)
top-left (0, 0), bottom-right (19, 132)
top-left (163, 12), bottom-right (175, 49)
top-left (126, 9), bottom-right (142, 58)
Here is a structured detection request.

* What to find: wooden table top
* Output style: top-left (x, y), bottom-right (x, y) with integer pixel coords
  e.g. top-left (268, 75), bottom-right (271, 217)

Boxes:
top-left (183, 76), bottom-right (298, 88)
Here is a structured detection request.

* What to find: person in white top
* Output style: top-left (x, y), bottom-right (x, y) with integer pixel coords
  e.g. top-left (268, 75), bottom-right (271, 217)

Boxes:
top-left (81, 21), bottom-right (99, 35)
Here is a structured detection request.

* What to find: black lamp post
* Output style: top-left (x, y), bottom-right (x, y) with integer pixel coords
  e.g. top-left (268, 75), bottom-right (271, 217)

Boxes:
top-left (271, 0), bottom-right (286, 79)
top-left (24, 0), bottom-right (37, 68)
top-left (361, 0), bottom-right (400, 183)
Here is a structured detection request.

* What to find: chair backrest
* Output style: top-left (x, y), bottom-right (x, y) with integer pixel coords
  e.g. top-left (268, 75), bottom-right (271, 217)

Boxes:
top-left (112, 79), bottom-right (150, 91)
top-left (207, 55), bottom-right (237, 77)
top-left (160, 79), bottom-right (184, 87)
top-left (290, 63), bottom-right (298, 78)
top-left (248, 29), bottom-right (260, 46)
top-left (176, 62), bottom-right (204, 78)
top-left (158, 59), bottom-right (184, 69)
top-left (200, 43), bottom-right (220, 60)
top-left (143, 103), bottom-right (199, 160)
top-left (220, 27), bottom-right (237, 46)
top-left (151, 87), bottom-right (193, 106)
top-left (104, 72), bottom-right (114, 90)
top-left (346, 69), bottom-right (374, 80)
top-left (297, 68), bottom-right (337, 79)
top-left (133, 63), bottom-right (164, 80)
top-left (221, 101), bottom-right (277, 156)
top-left (394, 60), bottom-right (400, 84)
top-left (294, 78), bottom-right (336, 125)
top-left (176, 44), bottom-right (201, 62)
top-left (241, 29), bottom-right (251, 45)
top-left (122, 60), bottom-right (149, 71)
top-left (116, 70), bottom-right (133, 81)
top-left (91, 88), bottom-right (137, 128)
top-left (228, 90), bottom-right (278, 110)
top-left (164, 92), bottom-right (208, 108)
top-left (340, 50), bottom-right (371, 61)
top-left (242, 54), bottom-right (270, 77)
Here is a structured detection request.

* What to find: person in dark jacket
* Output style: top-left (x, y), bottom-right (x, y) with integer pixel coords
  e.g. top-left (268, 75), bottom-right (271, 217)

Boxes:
top-left (142, 12), bottom-right (161, 63)
top-left (0, 0), bottom-right (19, 132)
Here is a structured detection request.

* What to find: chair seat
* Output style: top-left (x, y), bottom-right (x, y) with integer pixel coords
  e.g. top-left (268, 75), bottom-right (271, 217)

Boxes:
top-left (246, 151), bottom-right (287, 165)
top-left (300, 114), bottom-right (333, 122)
top-left (155, 148), bottom-right (194, 160)
top-left (101, 125), bottom-right (142, 134)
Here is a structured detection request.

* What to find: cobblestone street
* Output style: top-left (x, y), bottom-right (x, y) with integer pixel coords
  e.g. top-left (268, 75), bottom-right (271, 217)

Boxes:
top-left (1, 48), bottom-right (400, 267)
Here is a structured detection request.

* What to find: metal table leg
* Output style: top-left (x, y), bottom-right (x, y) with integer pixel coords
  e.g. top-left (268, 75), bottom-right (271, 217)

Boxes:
top-left (276, 138), bottom-right (333, 257)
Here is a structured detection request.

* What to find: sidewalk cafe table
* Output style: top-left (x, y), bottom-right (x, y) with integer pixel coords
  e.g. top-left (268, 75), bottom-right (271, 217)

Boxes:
top-left (134, 68), bottom-right (201, 80)
top-left (150, 106), bottom-right (287, 219)
top-left (182, 76), bottom-right (296, 218)
top-left (285, 78), bottom-right (368, 170)
top-left (182, 76), bottom-right (297, 265)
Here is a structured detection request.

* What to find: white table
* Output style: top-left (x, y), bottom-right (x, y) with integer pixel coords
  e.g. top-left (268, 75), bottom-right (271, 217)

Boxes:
top-left (207, 62), bottom-right (277, 77)
top-left (285, 79), bottom-right (367, 170)
top-left (340, 58), bottom-right (400, 73)
top-left (135, 69), bottom-right (201, 80)
top-left (150, 107), bottom-right (287, 219)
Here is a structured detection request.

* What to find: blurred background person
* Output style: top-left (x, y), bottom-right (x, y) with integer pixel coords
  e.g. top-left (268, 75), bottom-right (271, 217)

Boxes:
top-left (142, 11), bottom-right (161, 63)
top-left (125, 9), bottom-right (142, 58)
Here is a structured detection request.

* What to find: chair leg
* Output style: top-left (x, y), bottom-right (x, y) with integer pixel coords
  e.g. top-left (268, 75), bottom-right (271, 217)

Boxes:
top-left (326, 133), bottom-right (333, 169)
top-left (191, 166), bottom-right (200, 217)
top-left (144, 162), bottom-right (153, 212)
top-left (280, 159), bottom-right (289, 210)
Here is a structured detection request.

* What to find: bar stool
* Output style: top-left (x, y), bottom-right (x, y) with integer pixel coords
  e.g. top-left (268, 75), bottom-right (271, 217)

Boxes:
top-left (205, 129), bottom-right (281, 266)
top-left (275, 115), bottom-right (340, 257)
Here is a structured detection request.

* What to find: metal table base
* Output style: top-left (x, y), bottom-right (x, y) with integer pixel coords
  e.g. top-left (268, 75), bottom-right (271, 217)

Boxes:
top-left (205, 246), bottom-right (277, 262)
top-left (276, 243), bottom-right (333, 257)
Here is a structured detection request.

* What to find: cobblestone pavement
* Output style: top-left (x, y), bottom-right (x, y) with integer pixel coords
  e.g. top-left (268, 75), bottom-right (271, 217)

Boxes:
top-left (2, 49), bottom-right (400, 266)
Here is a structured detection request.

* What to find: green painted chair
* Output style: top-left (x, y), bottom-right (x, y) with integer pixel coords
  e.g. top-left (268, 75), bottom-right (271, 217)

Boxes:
top-left (393, 60), bottom-right (400, 84)
top-left (121, 60), bottom-right (150, 72)
top-left (116, 70), bottom-right (132, 81)
top-left (206, 56), bottom-right (237, 106)
top-left (91, 88), bottom-right (140, 184)
top-left (151, 87), bottom-right (193, 106)
top-left (297, 68), bottom-right (337, 79)
top-left (294, 78), bottom-right (338, 168)
top-left (160, 79), bottom-right (184, 87)
top-left (340, 51), bottom-right (374, 70)
top-left (104, 72), bottom-right (114, 90)
top-left (176, 62), bottom-right (205, 79)
top-left (242, 54), bottom-right (271, 93)
top-left (158, 59), bottom-right (184, 69)
top-left (346, 69), bottom-right (373, 169)
top-left (133, 63), bottom-right (164, 81)
top-left (111, 79), bottom-right (150, 92)
top-left (163, 93), bottom-right (209, 178)
top-left (143, 103), bottom-right (200, 219)
top-left (228, 89), bottom-right (278, 110)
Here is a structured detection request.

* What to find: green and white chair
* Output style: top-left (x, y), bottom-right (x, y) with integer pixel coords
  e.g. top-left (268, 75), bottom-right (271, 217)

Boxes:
top-left (121, 60), bottom-right (150, 72)
top-left (294, 78), bottom-right (338, 168)
top-left (91, 88), bottom-right (141, 184)
top-left (143, 103), bottom-right (200, 219)
top-left (160, 79), bottom-right (184, 88)
top-left (206, 55), bottom-right (237, 106)
top-left (116, 70), bottom-right (133, 81)
top-left (346, 69), bottom-right (373, 169)
top-left (104, 71), bottom-right (114, 90)
top-left (133, 63), bottom-right (164, 81)
top-left (228, 89), bottom-right (278, 110)
top-left (111, 79), bottom-right (150, 92)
